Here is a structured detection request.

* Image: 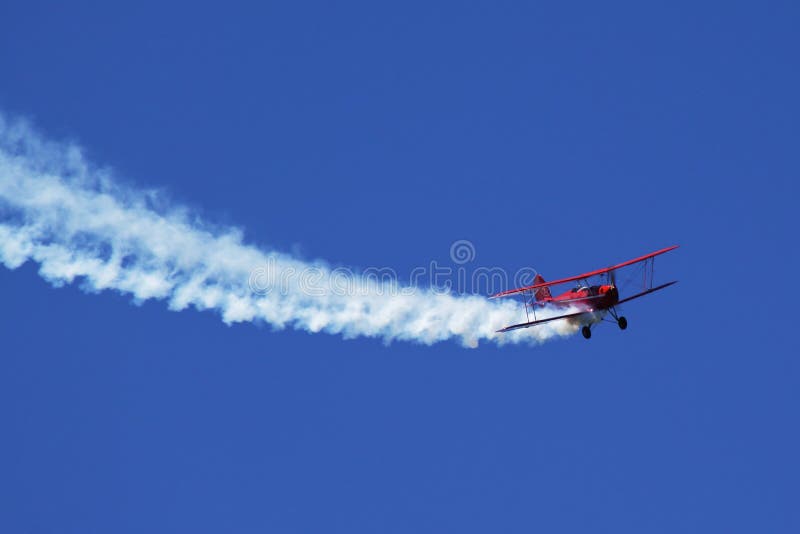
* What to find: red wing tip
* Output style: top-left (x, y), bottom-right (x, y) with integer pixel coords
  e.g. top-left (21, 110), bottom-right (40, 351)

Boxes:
top-left (655, 244), bottom-right (680, 255)
top-left (489, 290), bottom-right (518, 299)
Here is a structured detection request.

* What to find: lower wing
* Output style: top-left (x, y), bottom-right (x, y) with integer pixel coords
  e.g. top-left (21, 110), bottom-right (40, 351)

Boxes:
top-left (616, 280), bottom-right (678, 305)
top-left (496, 281), bottom-right (678, 333)
top-left (497, 310), bottom-right (589, 333)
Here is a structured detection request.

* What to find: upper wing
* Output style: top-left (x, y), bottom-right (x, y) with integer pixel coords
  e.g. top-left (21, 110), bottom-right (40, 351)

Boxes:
top-left (490, 245), bottom-right (679, 299)
top-left (496, 310), bottom-right (588, 333)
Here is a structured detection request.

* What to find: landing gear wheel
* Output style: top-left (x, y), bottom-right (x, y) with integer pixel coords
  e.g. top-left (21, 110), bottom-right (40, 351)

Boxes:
top-left (581, 326), bottom-right (592, 339)
top-left (617, 316), bottom-right (628, 330)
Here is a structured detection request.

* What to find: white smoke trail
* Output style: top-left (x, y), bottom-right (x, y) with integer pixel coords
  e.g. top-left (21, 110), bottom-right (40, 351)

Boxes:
top-left (0, 115), bottom-right (580, 347)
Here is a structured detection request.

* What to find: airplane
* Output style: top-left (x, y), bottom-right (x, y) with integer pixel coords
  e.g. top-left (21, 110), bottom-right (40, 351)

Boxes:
top-left (490, 246), bottom-right (679, 339)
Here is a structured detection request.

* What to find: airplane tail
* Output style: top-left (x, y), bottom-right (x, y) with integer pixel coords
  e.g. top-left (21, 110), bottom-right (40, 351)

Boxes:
top-left (533, 274), bottom-right (552, 301)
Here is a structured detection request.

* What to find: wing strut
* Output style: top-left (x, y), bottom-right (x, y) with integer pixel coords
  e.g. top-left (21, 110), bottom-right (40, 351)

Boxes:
top-left (521, 289), bottom-right (537, 323)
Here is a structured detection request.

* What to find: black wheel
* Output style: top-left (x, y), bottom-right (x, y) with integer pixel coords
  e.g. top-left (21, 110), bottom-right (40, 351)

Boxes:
top-left (617, 316), bottom-right (627, 330)
top-left (581, 326), bottom-right (592, 339)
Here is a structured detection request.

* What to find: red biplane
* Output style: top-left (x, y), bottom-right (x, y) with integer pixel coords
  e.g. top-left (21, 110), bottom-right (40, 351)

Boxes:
top-left (490, 246), bottom-right (678, 339)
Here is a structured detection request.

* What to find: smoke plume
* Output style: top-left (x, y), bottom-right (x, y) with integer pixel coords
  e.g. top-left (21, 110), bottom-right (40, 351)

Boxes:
top-left (0, 115), bottom-right (580, 347)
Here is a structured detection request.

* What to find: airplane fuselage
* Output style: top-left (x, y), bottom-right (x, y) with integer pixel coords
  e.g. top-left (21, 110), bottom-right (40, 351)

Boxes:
top-left (535, 284), bottom-right (619, 312)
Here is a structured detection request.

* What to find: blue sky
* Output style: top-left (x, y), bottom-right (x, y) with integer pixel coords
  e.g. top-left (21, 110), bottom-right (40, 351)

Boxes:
top-left (1, 1), bottom-right (798, 532)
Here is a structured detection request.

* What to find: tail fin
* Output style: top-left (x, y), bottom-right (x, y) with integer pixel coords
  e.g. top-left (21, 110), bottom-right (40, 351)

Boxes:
top-left (533, 274), bottom-right (552, 301)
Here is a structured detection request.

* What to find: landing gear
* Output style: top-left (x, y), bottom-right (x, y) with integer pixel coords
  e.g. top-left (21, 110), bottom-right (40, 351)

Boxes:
top-left (608, 307), bottom-right (627, 331)
top-left (581, 326), bottom-right (592, 339)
